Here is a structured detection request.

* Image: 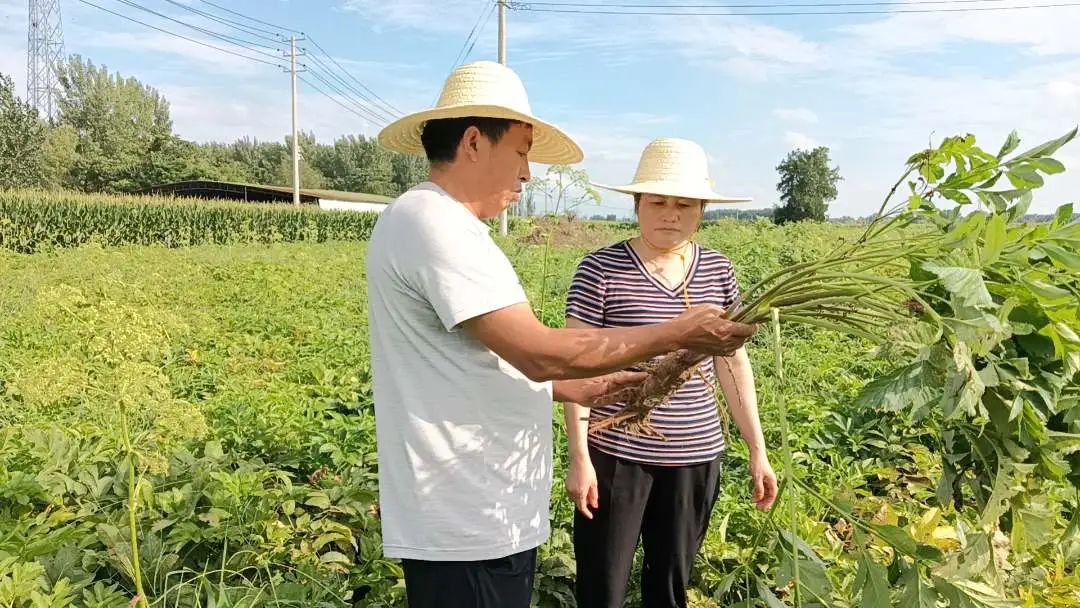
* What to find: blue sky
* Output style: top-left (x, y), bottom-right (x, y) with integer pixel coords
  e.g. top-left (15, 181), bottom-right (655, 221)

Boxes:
top-left (2, 0), bottom-right (1078, 218)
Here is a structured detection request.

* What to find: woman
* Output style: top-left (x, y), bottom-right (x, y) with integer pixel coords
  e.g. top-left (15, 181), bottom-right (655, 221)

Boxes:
top-left (563, 138), bottom-right (778, 608)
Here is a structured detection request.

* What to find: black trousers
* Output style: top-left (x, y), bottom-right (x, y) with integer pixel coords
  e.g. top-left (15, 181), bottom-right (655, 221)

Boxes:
top-left (401, 547), bottom-right (537, 608)
top-left (574, 447), bottom-right (723, 608)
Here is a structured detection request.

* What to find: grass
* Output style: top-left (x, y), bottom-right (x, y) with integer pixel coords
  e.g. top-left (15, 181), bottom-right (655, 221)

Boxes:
top-left (1, 218), bottom-right (1077, 607)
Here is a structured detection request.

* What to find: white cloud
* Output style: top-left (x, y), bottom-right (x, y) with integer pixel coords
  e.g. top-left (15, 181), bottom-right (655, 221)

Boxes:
top-left (784, 131), bottom-right (820, 151)
top-left (340, 0), bottom-right (483, 33)
top-left (774, 108), bottom-right (819, 124)
top-left (837, 5), bottom-right (1080, 57)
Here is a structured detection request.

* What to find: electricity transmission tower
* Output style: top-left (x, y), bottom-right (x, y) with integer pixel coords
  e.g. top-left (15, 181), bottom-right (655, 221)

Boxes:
top-left (27, 0), bottom-right (65, 120)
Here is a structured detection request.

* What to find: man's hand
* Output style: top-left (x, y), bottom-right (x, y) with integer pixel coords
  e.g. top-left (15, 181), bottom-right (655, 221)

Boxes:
top-left (553, 370), bottom-right (646, 408)
top-left (673, 305), bottom-right (758, 357)
top-left (750, 451), bottom-right (778, 510)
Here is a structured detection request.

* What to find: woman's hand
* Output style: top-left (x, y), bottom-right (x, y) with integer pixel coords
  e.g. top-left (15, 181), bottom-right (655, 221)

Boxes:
top-left (566, 454), bottom-right (599, 519)
top-left (750, 451), bottom-right (778, 510)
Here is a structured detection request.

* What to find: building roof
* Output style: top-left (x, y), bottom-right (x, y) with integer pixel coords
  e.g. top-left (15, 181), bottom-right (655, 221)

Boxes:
top-left (138, 180), bottom-right (394, 205)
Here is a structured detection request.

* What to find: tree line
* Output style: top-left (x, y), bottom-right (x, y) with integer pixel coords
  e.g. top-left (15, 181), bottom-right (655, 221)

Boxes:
top-left (0, 56), bottom-right (428, 198)
top-left (2, 55), bottom-right (849, 224)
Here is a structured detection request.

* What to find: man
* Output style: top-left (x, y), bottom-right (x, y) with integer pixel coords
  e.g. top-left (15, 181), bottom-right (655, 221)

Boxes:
top-left (368, 61), bottom-right (757, 608)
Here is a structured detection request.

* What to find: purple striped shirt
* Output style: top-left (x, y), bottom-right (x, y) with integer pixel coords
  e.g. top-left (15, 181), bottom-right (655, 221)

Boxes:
top-left (566, 240), bottom-right (741, 466)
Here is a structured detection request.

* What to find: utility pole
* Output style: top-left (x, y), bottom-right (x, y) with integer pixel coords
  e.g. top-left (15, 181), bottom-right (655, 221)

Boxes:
top-left (27, 0), bottom-right (65, 121)
top-left (497, 0), bottom-right (509, 235)
top-left (289, 36), bottom-right (301, 206)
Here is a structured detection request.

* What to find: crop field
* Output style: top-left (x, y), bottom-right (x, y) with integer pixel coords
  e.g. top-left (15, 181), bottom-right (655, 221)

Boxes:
top-left (1, 130), bottom-right (1079, 608)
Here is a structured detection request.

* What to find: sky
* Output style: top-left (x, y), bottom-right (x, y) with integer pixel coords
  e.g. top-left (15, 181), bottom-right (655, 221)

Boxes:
top-left (2, 0), bottom-right (1079, 218)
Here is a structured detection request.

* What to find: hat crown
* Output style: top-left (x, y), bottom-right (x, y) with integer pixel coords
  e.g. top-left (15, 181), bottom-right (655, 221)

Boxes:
top-left (631, 138), bottom-right (713, 189)
top-left (435, 61), bottom-right (534, 115)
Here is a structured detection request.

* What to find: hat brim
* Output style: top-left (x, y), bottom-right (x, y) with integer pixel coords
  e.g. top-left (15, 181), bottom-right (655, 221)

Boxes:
top-left (377, 104), bottom-right (583, 165)
top-left (593, 180), bottom-right (752, 204)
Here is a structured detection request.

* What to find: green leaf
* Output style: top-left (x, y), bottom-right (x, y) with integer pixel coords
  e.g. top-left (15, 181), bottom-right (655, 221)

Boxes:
top-left (856, 552), bottom-right (891, 608)
top-left (1010, 126), bottom-right (1078, 163)
top-left (934, 578), bottom-right (1019, 608)
top-left (980, 462), bottom-right (1033, 527)
top-left (924, 265), bottom-right (993, 308)
top-left (996, 130), bottom-right (1021, 159)
top-left (318, 551), bottom-right (352, 565)
top-left (1038, 242), bottom-right (1080, 272)
top-left (755, 578), bottom-right (787, 608)
top-left (1032, 157), bottom-right (1066, 175)
top-left (777, 555), bottom-right (832, 603)
top-left (314, 532), bottom-right (348, 552)
top-left (1039, 323), bottom-right (1080, 359)
top-left (203, 440), bottom-right (223, 461)
top-left (1006, 167), bottom-right (1044, 189)
top-left (305, 491), bottom-right (332, 510)
top-left (1014, 498), bottom-right (1058, 552)
top-left (1052, 203), bottom-right (1074, 228)
top-left (939, 342), bottom-right (986, 419)
top-left (981, 213), bottom-right (1008, 264)
top-left (1021, 278), bottom-right (1072, 306)
top-left (900, 563), bottom-right (938, 608)
top-left (855, 361), bottom-right (941, 413)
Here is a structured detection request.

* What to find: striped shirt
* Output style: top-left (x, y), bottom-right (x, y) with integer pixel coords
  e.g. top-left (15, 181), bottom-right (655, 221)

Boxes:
top-left (565, 240), bottom-right (741, 466)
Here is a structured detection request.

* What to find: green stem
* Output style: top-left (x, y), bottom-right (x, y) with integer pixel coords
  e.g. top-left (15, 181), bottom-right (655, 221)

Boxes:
top-left (772, 308), bottom-right (801, 608)
top-left (120, 406), bottom-right (150, 608)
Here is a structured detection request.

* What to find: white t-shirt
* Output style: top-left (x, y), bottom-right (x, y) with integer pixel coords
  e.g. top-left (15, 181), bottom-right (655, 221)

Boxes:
top-left (365, 181), bottom-right (554, 562)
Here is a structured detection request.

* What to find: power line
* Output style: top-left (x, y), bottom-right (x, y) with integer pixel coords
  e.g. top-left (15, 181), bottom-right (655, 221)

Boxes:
top-left (302, 69), bottom-right (391, 126)
top-left (517, 0), bottom-right (1020, 6)
top-left (73, 0), bottom-right (287, 68)
top-left (508, 0), bottom-right (1080, 15)
top-left (464, 2), bottom-right (499, 63)
top-left (160, 0), bottom-right (285, 45)
top-left (305, 37), bottom-right (402, 118)
top-left (299, 74), bottom-right (388, 126)
top-left (195, 0), bottom-right (303, 34)
top-left (450, 1), bottom-right (497, 70)
top-left (112, 0), bottom-right (284, 59)
top-left (302, 53), bottom-right (398, 123)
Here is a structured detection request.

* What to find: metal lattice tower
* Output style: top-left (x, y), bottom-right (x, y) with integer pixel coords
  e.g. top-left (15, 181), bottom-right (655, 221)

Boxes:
top-left (27, 0), bottom-right (65, 121)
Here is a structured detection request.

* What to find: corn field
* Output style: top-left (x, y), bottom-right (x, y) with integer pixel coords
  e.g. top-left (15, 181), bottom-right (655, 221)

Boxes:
top-left (0, 189), bottom-right (380, 253)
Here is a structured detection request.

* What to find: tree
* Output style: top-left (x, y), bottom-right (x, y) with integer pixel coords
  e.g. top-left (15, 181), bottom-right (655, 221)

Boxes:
top-left (391, 152), bottom-right (429, 195)
top-left (274, 134), bottom-right (326, 190)
top-left (41, 125), bottom-right (78, 189)
top-left (56, 56), bottom-right (175, 192)
top-left (773, 146), bottom-right (842, 224)
top-left (523, 164), bottom-right (600, 219)
top-left (310, 134), bottom-right (394, 195)
top-left (0, 73), bottom-right (48, 188)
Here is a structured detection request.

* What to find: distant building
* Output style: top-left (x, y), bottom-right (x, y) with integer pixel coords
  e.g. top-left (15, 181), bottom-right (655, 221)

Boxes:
top-left (138, 180), bottom-right (394, 213)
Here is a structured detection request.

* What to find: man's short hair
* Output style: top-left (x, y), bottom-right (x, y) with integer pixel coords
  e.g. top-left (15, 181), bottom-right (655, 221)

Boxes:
top-left (420, 117), bottom-right (520, 164)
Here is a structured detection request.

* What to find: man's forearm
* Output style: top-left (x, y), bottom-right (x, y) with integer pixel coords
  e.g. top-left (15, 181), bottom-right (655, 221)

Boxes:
top-left (716, 348), bottom-right (767, 456)
top-left (526, 321), bottom-right (687, 381)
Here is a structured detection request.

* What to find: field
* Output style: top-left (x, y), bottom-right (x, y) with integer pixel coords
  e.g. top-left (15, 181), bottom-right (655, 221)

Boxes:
top-left (2, 129), bottom-right (1079, 608)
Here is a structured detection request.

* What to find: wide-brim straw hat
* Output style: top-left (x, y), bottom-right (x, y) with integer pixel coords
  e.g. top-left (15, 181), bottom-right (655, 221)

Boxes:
top-left (594, 138), bottom-right (751, 203)
top-left (377, 61), bottom-right (583, 165)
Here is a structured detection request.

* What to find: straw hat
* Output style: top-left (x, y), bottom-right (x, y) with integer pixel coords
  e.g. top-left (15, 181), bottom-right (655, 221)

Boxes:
top-left (377, 61), bottom-right (583, 165)
top-left (595, 138), bottom-right (751, 203)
